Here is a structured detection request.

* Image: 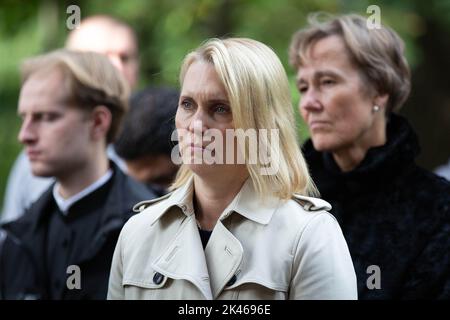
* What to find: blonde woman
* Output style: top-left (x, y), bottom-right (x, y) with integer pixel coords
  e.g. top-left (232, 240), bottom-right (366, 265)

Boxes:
top-left (107, 38), bottom-right (357, 300)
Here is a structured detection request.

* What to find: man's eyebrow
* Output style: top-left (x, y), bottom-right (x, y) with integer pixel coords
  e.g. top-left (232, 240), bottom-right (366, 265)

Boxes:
top-left (17, 110), bottom-right (61, 117)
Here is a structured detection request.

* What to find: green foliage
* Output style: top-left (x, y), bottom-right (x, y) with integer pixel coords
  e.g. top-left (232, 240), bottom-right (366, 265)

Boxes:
top-left (0, 107), bottom-right (21, 209)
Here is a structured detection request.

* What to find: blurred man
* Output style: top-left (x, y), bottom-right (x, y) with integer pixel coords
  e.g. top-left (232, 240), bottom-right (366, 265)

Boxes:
top-left (1, 15), bottom-right (139, 222)
top-left (66, 15), bottom-right (139, 89)
top-left (114, 86), bottom-right (180, 196)
top-left (0, 50), bottom-right (155, 299)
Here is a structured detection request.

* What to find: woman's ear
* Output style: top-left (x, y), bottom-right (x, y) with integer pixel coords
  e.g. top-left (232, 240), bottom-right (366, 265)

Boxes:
top-left (374, 93), bottom-right (389, 111)
top-left (90, 105), bottom-right (112, 141)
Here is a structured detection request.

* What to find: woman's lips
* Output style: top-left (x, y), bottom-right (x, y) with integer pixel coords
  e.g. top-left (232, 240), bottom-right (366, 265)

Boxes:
top-left (309, 120), bottom-right (331, 130)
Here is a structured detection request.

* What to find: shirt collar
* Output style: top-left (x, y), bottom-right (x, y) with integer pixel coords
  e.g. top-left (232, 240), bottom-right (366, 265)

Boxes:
top-left (146, 176), bottom-right (280, 226)
top-left (52, 169), bottom-right (113, 215)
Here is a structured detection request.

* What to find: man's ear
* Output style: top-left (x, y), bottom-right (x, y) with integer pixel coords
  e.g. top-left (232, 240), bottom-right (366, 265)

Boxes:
top-left (90, 105), bottom-right (112, 141)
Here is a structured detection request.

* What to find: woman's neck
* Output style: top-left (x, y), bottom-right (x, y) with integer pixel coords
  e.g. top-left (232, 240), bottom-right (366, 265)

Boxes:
top-left (193, 171), bottom-right (248, 231)
top-left (332, 118), bottom-right (386, 172)
top-left (332, 146), bottom-right (372, 172)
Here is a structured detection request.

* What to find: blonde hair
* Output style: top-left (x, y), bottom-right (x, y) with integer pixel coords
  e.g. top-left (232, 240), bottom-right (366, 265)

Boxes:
top-left (289, 13), bottom-right (411, 113)
top-left (171, 38), bottom-right (318, 199)
top-left (21, 49), bottom-right (129, 143)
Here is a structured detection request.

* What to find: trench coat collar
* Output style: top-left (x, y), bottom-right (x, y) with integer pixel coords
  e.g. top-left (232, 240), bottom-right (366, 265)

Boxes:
top-left (220, 178), bottom-right (280, 224)
top-left (144, 176), bottom-right (281, 226)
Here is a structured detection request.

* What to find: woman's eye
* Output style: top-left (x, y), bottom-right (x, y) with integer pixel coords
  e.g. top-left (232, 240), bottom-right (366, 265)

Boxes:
top-left (180, 100), bottom-right (192, 109)
top-left (214, 104), bottom-right (229, 114)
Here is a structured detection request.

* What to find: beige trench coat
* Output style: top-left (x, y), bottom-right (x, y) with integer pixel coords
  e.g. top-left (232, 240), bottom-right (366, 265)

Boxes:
top-left (108, 178), bottom-right (357, 300)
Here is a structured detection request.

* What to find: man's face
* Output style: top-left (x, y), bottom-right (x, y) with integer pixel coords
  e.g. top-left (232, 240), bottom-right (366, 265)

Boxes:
top-left (17, 70), bottom-right (93, 178)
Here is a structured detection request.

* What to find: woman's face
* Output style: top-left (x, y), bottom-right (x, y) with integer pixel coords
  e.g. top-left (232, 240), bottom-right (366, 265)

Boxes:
top-left (176, 60), bottom-right (246, 178)
top-left (296, 35), bottom-right (382, 153)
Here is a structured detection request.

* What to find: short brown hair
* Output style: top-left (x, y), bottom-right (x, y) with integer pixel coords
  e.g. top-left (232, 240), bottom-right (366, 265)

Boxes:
top-left (21, 49), bottom-right (129, 143)
top-left (289, 13), bottom-right (411, 112)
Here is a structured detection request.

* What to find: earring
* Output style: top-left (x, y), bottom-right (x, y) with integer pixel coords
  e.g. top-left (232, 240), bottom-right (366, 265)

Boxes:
top-left (373, 105), bottom-right (380, 113)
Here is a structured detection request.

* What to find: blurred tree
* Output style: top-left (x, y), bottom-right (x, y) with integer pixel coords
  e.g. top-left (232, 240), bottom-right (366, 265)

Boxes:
top-left (399, 0), bottom-right (450, 169)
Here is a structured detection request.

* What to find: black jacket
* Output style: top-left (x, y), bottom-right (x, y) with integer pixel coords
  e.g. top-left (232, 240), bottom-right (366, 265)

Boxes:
top-left (303, 114), bottom-right (450, 299)
top-left (0, 163), bottom-right (155, 300)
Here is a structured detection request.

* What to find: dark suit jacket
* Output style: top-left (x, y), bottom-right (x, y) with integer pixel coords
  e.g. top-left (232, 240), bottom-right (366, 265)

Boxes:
top-left (0, 163), bottom-right (155, 300)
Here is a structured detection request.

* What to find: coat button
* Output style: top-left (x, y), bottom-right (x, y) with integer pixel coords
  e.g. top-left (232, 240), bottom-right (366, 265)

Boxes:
top-left (226, 274), bottom-right (237, 287)
top-left (153, 272), bottom-right (165, 285)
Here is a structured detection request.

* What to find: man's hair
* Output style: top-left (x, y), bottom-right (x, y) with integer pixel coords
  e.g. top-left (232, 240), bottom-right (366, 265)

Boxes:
top-left (114, 86), bottom-right (179, 159)
top-left (289, 13), bottom-right (411, 113)
top-left (21, 49), bottom-right (130, 143)
top-left (172, 38), bottom-right (319, 199)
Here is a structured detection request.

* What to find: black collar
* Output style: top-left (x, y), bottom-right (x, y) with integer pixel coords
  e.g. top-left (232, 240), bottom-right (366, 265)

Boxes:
top-left (303, 113), bottom-right (421, 181)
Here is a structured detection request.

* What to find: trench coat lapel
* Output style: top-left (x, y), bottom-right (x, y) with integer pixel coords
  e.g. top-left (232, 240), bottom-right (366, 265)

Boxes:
top-left (204, 220), bottom-right (243, 299)
top-left (151, 214), bottom-right (213, 300)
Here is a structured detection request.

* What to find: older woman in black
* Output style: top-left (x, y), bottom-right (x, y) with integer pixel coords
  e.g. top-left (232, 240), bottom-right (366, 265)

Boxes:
top-left (289, 13), bottom-right (450, 299)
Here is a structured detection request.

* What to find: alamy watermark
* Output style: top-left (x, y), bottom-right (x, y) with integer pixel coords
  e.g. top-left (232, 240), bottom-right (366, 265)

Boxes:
top-left (170, 124), bottom-right (280, 175)
top-left (66, 5), bottom-right (81, 30)
top-left (367, 5), bottom-right (381, 30)
top-left (66, 265), bottom-right (81, 290)
top-left (366, 265), bottom-right (381, 290)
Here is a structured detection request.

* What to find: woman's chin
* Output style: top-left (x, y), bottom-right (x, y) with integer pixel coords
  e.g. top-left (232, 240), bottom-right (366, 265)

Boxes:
top-left (311, 137), bottom-right (339, 152)
top-left (186, 163), bottom-right (217, 176)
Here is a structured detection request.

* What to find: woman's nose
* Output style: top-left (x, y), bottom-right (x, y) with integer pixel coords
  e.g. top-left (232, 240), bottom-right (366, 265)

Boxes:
top-left (300, 89), bottom-right (322, 112)
top-left (188, 110), bottom-right (209, 133)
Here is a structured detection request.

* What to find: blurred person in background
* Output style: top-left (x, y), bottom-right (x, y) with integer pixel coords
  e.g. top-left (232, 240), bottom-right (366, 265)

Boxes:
top-left (66, 15), bottom-right (139, 89)
top-left (434, 158), bottom-right (450, 181)
top-left (289, 13), bottom-right (450, 299)
top-left (114, 86), bottom-right (180, 197)
top-left (0, 50), bottom-right (155, 300)
top-left (1, 15), bottom-right (139, 223)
